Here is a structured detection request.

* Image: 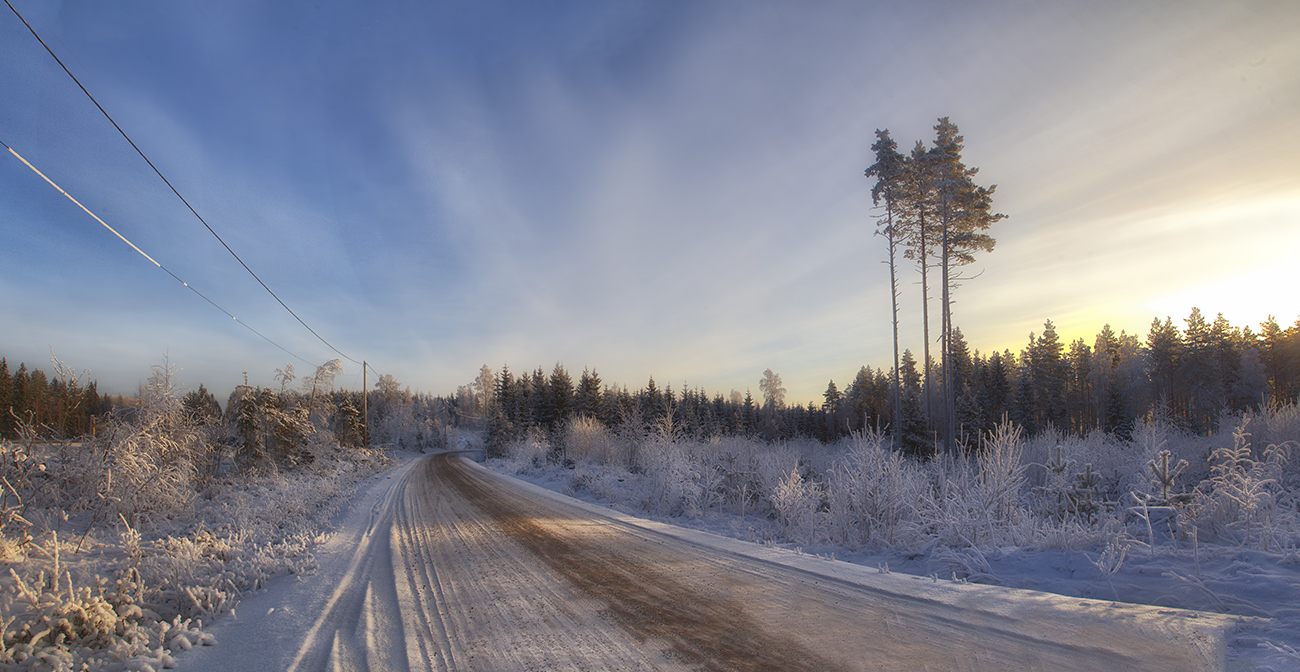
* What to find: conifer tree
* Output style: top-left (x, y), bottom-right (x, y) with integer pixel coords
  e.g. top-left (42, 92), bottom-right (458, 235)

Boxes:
top-left (899, 141), bottom-right (938, 427)
top-left (1067, 338), bottom-right (1093, 433)
top-left (26, 366), bottom-right (46, 428)
top-left (1209, 312), bottom-right (1241, 414)
top-left (929, 118), bottom-right (1001, 451)
top-left (741, 390), bottom-right (756, 435)
top-left (546, 363), bottom-right (573, 429)
top-left (0, 358), bottom-right (10, 438)
top-left (844, 366), bottom-right (874, 434)
top-left (1233, 346), bottom-right (1269, 411)
top-left (1147, 316), bottom-right (1182, 417)
top-left (182, 383), bottom-right (222, 424)
top-left (643, 376), bottom-right (663, 421)
top-left (1260, 315), bottom-right (1299, 402)
top-left (1028, 321), bottom-right (1068, 431)
top-left (530, 367), bottom-right (549, 427)
top-left (822, 379), bottom-right (841, 440)
top-left (977, 350), bottom-right (1014, 435)
top-left (948, 327), bottom-right (974, 405)
top-left (575, 367), bottom-right (603, 419)
top-left (494, 364), bottom-right (515, 424)
top-left (897, 350), bottom-right (927, 455)
top-left (1090, 324), bottom-right (1120, 433)
top-left (1181, 308), bottom-right (1214, 430)
top-left (866, 129), bottom-right (907, 448)
top-left (821, 380), bottom-right (840, 414)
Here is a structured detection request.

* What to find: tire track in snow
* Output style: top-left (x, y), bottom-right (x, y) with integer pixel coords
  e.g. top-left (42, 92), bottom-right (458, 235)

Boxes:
top-left (440, 455), bottom-right (842, 672)
top-left (283, 460), bottom-right (414, 672)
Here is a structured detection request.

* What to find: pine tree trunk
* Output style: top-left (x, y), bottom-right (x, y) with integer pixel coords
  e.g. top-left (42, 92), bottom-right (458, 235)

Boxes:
top-left (942, 218), bottom-right (953, 453)
top-left (919, 210), bottom-right (933, 438)
top-left (888, 216), bottom-right (902, 450)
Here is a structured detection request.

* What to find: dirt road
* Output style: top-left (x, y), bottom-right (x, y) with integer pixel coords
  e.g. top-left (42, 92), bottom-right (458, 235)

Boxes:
top-left (195, 453), bottom-right (1232, 671)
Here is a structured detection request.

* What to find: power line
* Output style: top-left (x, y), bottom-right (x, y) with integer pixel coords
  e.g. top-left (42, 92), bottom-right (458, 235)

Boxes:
top-left (3, 0), bottom-right (362, 367)
top-left (1, 137), bottom-right (319, 369)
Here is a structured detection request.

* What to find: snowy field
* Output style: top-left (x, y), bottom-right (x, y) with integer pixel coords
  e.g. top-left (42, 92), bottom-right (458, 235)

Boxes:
top-left (486, 409), bottom-right (1300, 672)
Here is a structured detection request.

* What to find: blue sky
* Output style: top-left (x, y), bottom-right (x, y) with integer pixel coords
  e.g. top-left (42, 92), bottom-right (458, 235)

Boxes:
top-left (2, 0), bottom-right (1298, 404)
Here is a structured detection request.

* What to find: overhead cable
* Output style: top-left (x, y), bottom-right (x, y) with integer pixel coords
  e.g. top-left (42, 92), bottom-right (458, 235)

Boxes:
top-left (1, 137), bottom-right (318, 369)
top-left (3, 0), bottom-right (362, 367)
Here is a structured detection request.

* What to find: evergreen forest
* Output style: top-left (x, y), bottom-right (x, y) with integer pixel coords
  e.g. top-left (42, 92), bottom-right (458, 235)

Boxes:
top-left (469, 311), bottom-right (1300, 458)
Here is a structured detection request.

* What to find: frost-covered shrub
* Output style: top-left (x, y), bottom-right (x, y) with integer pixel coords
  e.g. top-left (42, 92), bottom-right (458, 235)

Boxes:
top-left (498, 429), bottom-right (550, 474)
top-left (750, 446), bottom-right (802, 515)
top-left (928, 545), bottom-right (998, 583)
top-left (70, 360), bottom-right (214, 522)
top-left (0, 529), bottom-right (222, 670)
top-left (771, 468), bottom-right (823, 545)
top-left (1187, 418), bottom-right (1295, 550)
top-left (907, 422), bottom-right (1036, 551)
top-left (710, 438), bottom-right (763, 516)
top-left (640, 443), bottom-right (706, 517)
top-left (1241, 401), bottom-right (1300, 488)
top-left (979, 421), bottom-right (1028, 526)
top-left (0, 352), bottom-right (406, 670)
top-left (332, 396), bottom-right (366, 450)
top-left (564, 416), bottom-right (623, 465)
top-left (823, 431), bottom-right (924, 547)
top-left (565, 462), bottom-right (636, 504)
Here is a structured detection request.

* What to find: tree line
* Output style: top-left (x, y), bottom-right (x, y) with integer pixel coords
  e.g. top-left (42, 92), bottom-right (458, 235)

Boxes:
top-left (465, 309), bottom-right (1299, 457)
top-left (0, 355), bottom-right (459, 458)
top-left (0, 356), bottom-right (112, 439)
top-left (893, 310), bottom-right (1298, 453)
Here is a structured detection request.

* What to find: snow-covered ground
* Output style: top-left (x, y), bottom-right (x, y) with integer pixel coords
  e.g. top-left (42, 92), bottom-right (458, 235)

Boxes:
top-left (489, 452), bottom-right (1300, 671)
top-left (9, 415), bottom-right (1293, 669)
top-left (0, 438), bottom-right (397, 671)
top-left (175, 451), bottom-right (1238, 671)
top-left (174, 452), bottom-right (426, 672)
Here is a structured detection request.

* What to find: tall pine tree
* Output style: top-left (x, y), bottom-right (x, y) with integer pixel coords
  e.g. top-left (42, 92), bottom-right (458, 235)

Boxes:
top-left (867, 129), bottom-right (907, 449)
top-left (929, 118), bottom-right (1001, 451)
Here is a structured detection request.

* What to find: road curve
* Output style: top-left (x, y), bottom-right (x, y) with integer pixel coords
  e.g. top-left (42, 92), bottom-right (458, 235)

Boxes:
top-left (276, 453), bottom-right (1229, 672)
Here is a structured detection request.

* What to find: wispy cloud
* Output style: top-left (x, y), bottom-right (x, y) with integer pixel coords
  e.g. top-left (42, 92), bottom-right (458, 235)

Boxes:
top-left (2, 0), bottom-right (1297, 402)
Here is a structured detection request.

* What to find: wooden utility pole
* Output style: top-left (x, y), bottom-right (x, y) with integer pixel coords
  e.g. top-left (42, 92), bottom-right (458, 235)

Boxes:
top-left (362, 360), bottom-right (369, 447)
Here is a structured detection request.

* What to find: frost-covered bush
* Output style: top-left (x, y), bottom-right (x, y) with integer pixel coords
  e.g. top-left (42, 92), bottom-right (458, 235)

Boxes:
top-left (706, 436), bottom-right (792, 518)
top-left (495, 401), bottom-right (1300, 587)
top-left (823, 431), bottom-right (924, 547)
top-left (59, 359), bottom-right (215, 523)
top-left (1185, 418), bottom-right (1295, 550)
top-left (0, 439), bottom-right (388, 671)
top-left (1240, 401), bottom-right (1300, 488)
top-left (563, 416), bottom-right (624, 465)
top-left (771, 468), bottom-right (823, 545)
top-left (0, 532), bottom-right (215, 671)
top-left (639, 440), bottom-right (706, 517)
top-left (0, 355), bottom-right (395, 670)
top-left (979, 421), bottom-right (1028, 526)
top-left (908, 422), bottom-right (1032, 551)
top-left (497, 428), bottom-right (551, 475)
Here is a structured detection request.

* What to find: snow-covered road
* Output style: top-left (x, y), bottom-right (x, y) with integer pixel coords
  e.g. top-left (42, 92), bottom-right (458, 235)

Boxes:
top-left (181, 453), bottom-right (1237, 671)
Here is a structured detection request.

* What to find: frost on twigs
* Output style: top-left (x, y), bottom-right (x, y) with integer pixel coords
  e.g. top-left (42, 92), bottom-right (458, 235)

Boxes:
top-left (1181, 417), bottom-right (1296, 551)
top-left (0, 355), bottom-right (394, 670)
